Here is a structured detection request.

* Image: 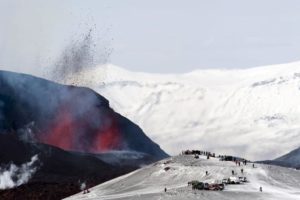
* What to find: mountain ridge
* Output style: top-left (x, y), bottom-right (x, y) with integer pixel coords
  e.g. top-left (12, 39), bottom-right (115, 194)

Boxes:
top-left (258, 146), bottom-right (300, 169)
top-left (62, 62), bottom-right (300, 160)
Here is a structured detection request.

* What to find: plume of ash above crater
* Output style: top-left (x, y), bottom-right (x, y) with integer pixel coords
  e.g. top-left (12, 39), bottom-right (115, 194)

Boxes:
top-left (0, 155), bottom-right (39, 190)
top-left (0, 27), bottom-right (117, 153)
top-left (49, 27), bottom-right (112, 84)
top-left (0, 27), bottom-right (166, 157)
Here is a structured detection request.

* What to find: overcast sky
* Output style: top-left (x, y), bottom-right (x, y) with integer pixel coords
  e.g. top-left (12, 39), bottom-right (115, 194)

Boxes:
top-left (1, 0), bottom-right (300, 74)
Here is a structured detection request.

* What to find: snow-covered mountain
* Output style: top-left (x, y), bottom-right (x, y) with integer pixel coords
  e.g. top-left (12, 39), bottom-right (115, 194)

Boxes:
top-left (63, 62), bottom-right (300, 160)
top-left (65, 154), bottom-right (300, 200)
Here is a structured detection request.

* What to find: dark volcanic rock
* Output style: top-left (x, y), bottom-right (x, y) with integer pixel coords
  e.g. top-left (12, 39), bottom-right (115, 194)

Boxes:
top-left (0, 70), bottom-right (168, 159)
top-left (0, 133), bottom-right (120, 181)
top-left (0, 133), bottom-right (136, 199)
top-left (0, 182), bottom-right (80, 200)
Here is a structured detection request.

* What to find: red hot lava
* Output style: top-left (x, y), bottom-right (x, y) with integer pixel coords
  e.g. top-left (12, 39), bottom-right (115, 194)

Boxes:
top-left (92, 118), bottom-right (121, 152)
top-left (38, 106), bottom-right (122, 153)
top-left (39, 109), bottom-right (75, 150)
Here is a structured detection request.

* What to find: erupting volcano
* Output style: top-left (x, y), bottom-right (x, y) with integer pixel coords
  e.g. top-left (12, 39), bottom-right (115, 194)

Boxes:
top-left (0, 70), bottom-right (168, 159)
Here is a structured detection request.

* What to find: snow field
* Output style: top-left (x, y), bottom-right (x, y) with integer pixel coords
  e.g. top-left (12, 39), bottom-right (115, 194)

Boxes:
top-left (65, 155), bottom-right (300, 200)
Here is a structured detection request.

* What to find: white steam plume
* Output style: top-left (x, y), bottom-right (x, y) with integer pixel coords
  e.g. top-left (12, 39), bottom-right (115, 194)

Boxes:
top-left (0, 155), bottom-right (39, 190)
top-left (80, 182), bottom-right (87, 191)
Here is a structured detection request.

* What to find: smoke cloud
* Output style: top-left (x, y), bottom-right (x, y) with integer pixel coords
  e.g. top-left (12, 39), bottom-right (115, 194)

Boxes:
top-left (0, 155), bottom-right (39, 190)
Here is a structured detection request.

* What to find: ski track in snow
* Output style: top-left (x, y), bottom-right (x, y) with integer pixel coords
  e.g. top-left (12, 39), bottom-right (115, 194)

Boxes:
top-left (65, 155), bottom-right (300, 200)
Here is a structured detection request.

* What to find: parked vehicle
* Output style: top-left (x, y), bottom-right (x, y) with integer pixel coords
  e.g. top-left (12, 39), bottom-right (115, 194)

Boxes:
top-left (208, 183), bottom-right (225, 191)
top-left (193, 182), bottom-right (206, 190)
top-left (228, 177), bottom-right (241, 184)
top-left (222, 178), bottom-right (230, 184)
top-left (203, 183), bottom-right (210, 190)
top-left (218, 183), bottom-right (225, 190)
top-left (238, 177), bottom-right (248, 182)
top-left (189, 181), bottom-right (225, 191)
top-left (188, 180), bottom-right (200, 186)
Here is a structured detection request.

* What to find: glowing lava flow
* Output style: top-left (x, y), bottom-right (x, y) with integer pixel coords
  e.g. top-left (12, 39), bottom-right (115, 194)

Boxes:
top-left (38, 109), bottom-right (76, 151)
top-left (92, 117), bottom-right (121, 152)
top-left (38, 106), bottom-right (122, 153)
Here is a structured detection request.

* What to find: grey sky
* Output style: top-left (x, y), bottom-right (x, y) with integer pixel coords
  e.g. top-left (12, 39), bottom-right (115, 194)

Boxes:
top-left (1, 0), bottom-right (300, 74)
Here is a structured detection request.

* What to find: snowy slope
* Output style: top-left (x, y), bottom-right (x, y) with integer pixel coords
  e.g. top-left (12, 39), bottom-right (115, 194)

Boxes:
top-left (64, 62), bottom-right (300, 160)
top-left (65, 155), bottom-right (300, 200)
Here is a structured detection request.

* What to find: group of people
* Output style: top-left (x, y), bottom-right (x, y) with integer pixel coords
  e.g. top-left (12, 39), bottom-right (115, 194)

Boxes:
top-left (182, 149), bottom-right (216, 158)
top-left (234, 159), bottom-right (248, 166)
